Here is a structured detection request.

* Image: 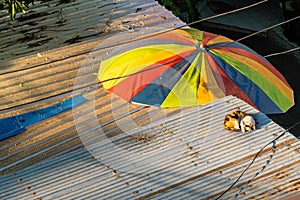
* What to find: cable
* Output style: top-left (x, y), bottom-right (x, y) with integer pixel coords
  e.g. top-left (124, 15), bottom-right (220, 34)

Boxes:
top-left (206, 15), bottom-right (300, 50)
top-left (215, 120), bottom-right (300, 200)
top-left (188, 0), bottom-right (269, 27)
top-left (265, 47), bottom-right (300, 58)
top-left (236, 16), bottom-right (300, 43)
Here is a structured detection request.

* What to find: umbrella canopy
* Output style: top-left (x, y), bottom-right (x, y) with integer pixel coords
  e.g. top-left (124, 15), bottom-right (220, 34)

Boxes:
top-left (98, 28), bottom-right (294, 114)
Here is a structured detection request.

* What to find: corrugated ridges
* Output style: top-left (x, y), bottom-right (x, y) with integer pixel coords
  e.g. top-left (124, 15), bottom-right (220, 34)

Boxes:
top-left (1, 96), bottom-right (300, 199)
top-left (0, 0), bottom-right (185, 175)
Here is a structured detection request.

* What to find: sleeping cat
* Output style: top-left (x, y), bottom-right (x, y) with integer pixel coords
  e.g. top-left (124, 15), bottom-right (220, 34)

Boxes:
top-left (223, 108), bottom-right (256, 133)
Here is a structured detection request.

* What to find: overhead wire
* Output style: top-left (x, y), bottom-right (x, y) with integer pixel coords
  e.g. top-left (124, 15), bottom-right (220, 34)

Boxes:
top-left (265, 47), bottom-right (300, 58)
top-left (215, 120), bottom-right (300, 200)
top-left (236, 15), bottom-right (300, 43)
top-left (185, 0), bottom-right (269, 27)
top-left (206, 15), bottom-right (300, 49)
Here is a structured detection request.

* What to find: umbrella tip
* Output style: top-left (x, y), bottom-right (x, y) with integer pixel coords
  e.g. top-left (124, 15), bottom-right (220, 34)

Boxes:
top-left (196, 43), bottom-right (205, 52)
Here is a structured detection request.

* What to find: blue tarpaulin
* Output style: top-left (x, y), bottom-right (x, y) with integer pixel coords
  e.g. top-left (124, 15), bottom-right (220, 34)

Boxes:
top-left (0, 95), bottom-right (87, 141)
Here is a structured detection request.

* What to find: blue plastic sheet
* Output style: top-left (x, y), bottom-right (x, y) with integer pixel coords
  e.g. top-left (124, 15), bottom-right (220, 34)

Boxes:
top-left (0, 95), bottom-right (87, 141)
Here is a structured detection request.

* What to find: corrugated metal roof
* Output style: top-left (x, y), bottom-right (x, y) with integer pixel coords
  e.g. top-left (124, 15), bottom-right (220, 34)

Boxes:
top-left (0, 0), bottom-right (185, 174)
top-left (1, 96), bottom-right (300, 200)
top-left (0, 97), bottom-right (300, 199)
top-left (1, 0), bottom-right (300, 199)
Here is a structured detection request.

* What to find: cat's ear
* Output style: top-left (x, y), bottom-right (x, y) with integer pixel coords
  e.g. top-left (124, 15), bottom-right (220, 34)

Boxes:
top-left (234, 107), bottom-right (240, 112)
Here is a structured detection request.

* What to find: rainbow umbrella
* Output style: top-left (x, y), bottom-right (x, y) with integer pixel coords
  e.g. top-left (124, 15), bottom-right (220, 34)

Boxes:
top-left (98, 28), bottom-right (294, 114)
